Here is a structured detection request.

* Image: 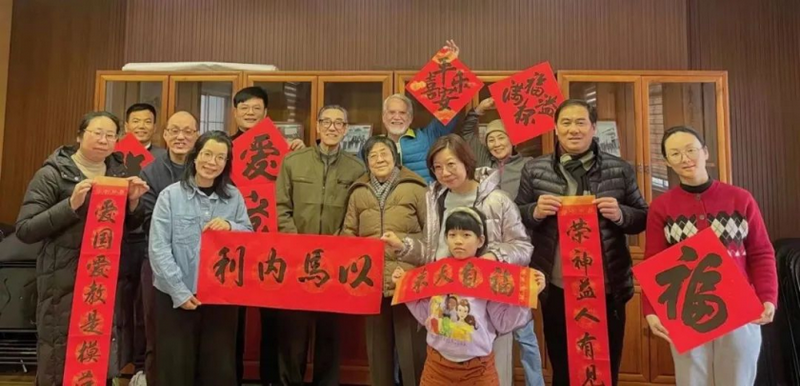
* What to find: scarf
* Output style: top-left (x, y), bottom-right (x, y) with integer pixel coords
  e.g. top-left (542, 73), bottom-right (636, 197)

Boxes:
top-left (369, 167), bottom-right (400, 209)
top-left (560, 146), bottom-right (595, 196)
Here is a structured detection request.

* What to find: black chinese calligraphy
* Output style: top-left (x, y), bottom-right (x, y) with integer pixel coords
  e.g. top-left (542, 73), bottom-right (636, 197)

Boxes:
top-left (423, 60), bottom-right (469, 112)
top-left (581, 364), bottom-right (605, 386)
top-left (655, 246), bottom-right (728, 333)
top-left (241, 134), bottom-right (280, 181)
top-left (413, 268), bottom-right (429, 294)
top-left (76, 340), bottom-right (101, 364)
top-left (577, 277), bottom-right (597, 300)
top-left (83, 281), bottom-right (107, 306)
top-left (79, 309), bottom-right (103, 335)
top-left (459, 261), bottom-right (482, 289)
top-left (489, 267), bottom-right (515, 296)
top-left (91, 227), bottom-right (114, 249)
top-left (73, 370), bottom-right (98, 386)
top-left (575, 307), bottom-right (601, 323)
top-left (571, 249), bottom-right (594, 276)
top-left (298, 249), bottom-right (331, 288)
top-left (213, 246), bottom-right (245, 287)
top-left (500, 72), bottom-right (557, 126)
top-left (87, 255), bottom-right (111, 279)
top-left (246, 190), bottom-right (270, 232)
top-left (338, 255), bottom-right (374, 289)
top-left (95, 199), bottom-right (118, 223)
top-left (258, 248), bottom-right (286, 284)
top-left (433, 264), bottom-right (454, 287)
top-left (567, 218), bottom-right (592, 244)
top-left (576, 332), bottom-right (597, 360)
top-left (124, 152), bottom-right (146, 176)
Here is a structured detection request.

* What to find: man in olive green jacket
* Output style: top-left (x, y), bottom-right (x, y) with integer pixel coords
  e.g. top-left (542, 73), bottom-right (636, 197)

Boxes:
top-left (274, 105), bottom-right (365, 386)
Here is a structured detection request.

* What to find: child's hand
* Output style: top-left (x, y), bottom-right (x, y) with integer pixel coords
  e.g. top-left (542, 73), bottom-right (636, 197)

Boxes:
top-left (532, 269), bottom-right (546, 294)
top-left (391, 267), bottom-right (406, 283)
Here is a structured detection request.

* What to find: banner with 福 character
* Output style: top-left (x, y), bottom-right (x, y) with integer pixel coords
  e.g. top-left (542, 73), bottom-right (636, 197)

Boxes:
top-left (488, 61), bottom-right (565, 145)
top-left (231, 118), bottom-right (289, 233)
top-left (405, 48), bottom-right (483, 125)
top-left (557, 196), bottom-right (613, 386)
top-left (63, 177), bottom-right (129, 385)
top-left (633, 228), bottom-right (763, 354)
top-left (196, 230), bottom-right (384, 314)
top-left (391, 258), bottom-right (539, 309)
top-left (114, 133), bottom-right (155, 176)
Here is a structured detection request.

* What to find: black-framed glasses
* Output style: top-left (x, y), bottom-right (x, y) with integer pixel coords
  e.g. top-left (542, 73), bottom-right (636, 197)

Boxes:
top-left (318, 119), bottom-right (347, 130)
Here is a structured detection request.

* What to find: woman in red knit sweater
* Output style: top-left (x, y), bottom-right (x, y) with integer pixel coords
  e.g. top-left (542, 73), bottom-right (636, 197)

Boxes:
top-left (643, 126), bottom-right (777, 386)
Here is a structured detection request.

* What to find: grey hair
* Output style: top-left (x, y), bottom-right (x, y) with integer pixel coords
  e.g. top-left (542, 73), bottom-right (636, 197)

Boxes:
top-left (382, 93), bottom-right (414, 118)
top-left (317, 104), bottom-right (349, 123)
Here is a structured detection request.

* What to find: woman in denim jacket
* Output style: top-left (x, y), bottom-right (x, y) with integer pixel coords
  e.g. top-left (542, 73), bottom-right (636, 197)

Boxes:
top-left (149, 131), bottom-right (253, 386)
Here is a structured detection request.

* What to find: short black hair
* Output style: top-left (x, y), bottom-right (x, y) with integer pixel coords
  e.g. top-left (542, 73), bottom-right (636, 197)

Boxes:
top-left (78, 111), bottom-right (122, 136)
top-left (181, 131), bottom-right (235, 200)
top-left (233, 86), bottom-right (269, 108)
top-left (660, 126), bottom-right (706, 158)
top-left (361, 135), bottom-right (400, 168)
top-left (554, 99), bottom-right (598, 124)
top-left (125, 103), bottom-right (157, 122)
top-left (444, 208), bottom-right (489, 257)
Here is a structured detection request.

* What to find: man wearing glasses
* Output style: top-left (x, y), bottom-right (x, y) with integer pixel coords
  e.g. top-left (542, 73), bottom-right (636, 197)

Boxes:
top-left (274, 105), bottom-right (365, 386)
top-left (135, 111), bottom-right (201, 386)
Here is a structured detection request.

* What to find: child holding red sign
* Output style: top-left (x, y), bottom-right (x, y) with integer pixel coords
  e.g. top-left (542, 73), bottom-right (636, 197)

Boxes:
top-left (406, 208), bottom-right (545, 385)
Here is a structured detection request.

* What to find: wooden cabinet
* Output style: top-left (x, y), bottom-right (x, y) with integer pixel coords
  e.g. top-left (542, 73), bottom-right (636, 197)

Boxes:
top-left (245, 73), bottom-right (318, 145)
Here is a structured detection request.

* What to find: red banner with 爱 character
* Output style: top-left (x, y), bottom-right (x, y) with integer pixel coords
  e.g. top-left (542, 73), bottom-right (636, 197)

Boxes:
top-left (488, 62), bottom-right (564, 145)
top-left (391, 258), bottom-right (539, 308)
top-left (114, 133), bottom-right (155, 176)
top-left (633, 228), bottom-right (763, 354)
top-left (557, 196), bottom-right (613, 386)
top-left (231, 118), bottom-right (289, 233)
top-left (405, 48), bottom-right (483, 125)
top-left (196, 230), bottom-right (384, 314)
top-left (63, 177), bottom-right (129, 385)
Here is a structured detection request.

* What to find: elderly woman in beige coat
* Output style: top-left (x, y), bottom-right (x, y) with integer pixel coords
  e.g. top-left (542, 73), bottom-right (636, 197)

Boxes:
top-left (341, 136), bottom-right (428, 386)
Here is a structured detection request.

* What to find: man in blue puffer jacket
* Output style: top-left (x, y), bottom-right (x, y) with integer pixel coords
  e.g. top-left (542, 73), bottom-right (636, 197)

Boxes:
top-left (382, 41), bottom-right (462, 183)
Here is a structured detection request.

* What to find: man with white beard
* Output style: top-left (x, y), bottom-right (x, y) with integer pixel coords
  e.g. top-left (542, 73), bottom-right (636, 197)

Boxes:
top-left (382, 40), bottom-right (462, 183)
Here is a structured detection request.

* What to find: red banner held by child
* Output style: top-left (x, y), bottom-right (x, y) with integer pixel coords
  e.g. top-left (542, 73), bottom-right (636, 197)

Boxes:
top-left (406, 48), bottom-right (483, 125)
top-left (391, 258), bottom-right (539, 309)
top-left (633, 228), bottom-right (763, 354)
top-left (557, 196), bottom-right (613, 386)
top-left (63, 177), bottom-right (129, 384)
top-left (114, 133), bottom-right (155, 176)
top-left (488, 62), bottom-right (564, 145)
top-left (196, 230), bottom-right (384, 314)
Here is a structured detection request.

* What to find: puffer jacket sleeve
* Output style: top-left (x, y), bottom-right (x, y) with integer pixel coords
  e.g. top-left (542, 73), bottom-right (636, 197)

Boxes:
top-left (15, 166), bottom-right (81, 244)
top-left (485, 191), bottom-right (533, 267)
top-left (340, 190), bottom-right (360, 237)
top-left (617, 163), bottom-right (648, 234)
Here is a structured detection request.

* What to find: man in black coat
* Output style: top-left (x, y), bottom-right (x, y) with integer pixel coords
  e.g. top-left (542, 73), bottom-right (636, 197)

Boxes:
top-left (515, 99), bottom-right (648, 386)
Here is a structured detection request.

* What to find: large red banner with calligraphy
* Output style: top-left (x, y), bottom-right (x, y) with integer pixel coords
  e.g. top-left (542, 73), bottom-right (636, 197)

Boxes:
top-left (406, 48), bottom-right (483, 125)
top-left (231, 118), bottom-right (289, 233)
top-left (114, 133), bottom-right (155, 176)
top-left (557, 196), bottom-right (613, 386)
top-left (391, 258), bottom-right (539, 309)
top-left (633, 228), bottom-right (763, 354)
top-left (196, 230), bottom-right (384, 314)
top-left (488, 62), bottom-right (564, 146)
top-left (63, 177), bottom-right (129, 385)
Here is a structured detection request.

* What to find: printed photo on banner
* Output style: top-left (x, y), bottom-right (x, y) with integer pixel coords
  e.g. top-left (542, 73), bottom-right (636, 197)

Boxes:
top-left (342, 125), bottom-right (372, 156)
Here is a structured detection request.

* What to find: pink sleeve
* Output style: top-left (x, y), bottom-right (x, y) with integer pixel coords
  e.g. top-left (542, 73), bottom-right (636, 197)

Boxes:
top-left (405, 299), bottom-right (432, 326)
top-left (486, 302), bottom-right (531, 335)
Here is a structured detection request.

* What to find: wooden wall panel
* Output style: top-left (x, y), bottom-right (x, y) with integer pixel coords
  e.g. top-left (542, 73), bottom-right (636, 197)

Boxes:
top-left (689, 0), bottom-right (800, 239)
top-left (0, 0), bottom-right (127, 224)
top-left (123, 0), bottom-right (688, 72)
top-left (0, 0), bottom-right (12, 182)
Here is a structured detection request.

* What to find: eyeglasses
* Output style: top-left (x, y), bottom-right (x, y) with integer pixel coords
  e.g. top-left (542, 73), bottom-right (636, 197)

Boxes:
top-left (165, 127), bottom-right (198, 137)
top-left (85, 129), bottom-right (118, 142)
top-left (368, 151), bottom-right (392, 162)
top-left (318, 119), bottom-right (347, 130)
top-left (236, 104), bottom-right (265, 114)
top-left (432, 162), bottom-right (461, 175)
top-left (198, 151), bottom-right (227, 164)
top-left (666, 147), bottom-right (702, 163)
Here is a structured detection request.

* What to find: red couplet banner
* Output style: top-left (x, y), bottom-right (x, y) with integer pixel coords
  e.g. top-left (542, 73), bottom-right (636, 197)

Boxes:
top-left (488, 62), bottom-right (564, 146)
top-left (196, 230), bottom-right (384, 315)
top-left (557, 196), bottom-right (613, 386)
top-left (633, 228), bottom-right (763, 354)
top-left (391, 257), bottom-right (539, 309)
top-left (114, 133), bottom-right (155, 176)
top-left (405, 48), bottom-right (483, 125)
top-left (63, 177), bottom-right (129, 385)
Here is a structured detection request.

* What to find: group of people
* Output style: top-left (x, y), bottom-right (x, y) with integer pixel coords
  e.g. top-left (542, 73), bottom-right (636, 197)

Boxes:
top-left (16, 43), bottom-right (777, 386)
